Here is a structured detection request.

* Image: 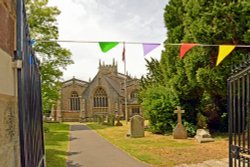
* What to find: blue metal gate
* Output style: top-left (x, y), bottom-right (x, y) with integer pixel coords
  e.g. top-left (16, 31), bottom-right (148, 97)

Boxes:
top-left (228, 57), bottom-right (250, 166)
top-left (16, 0), bottom-right (45, 167)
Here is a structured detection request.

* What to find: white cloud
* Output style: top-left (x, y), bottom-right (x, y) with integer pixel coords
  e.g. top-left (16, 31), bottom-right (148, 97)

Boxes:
top-left (48, 0), bottom-right (167, 81)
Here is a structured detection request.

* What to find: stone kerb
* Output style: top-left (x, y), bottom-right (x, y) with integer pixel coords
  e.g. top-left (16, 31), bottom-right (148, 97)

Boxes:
top-left (130, 115), bottom-right (144, 138)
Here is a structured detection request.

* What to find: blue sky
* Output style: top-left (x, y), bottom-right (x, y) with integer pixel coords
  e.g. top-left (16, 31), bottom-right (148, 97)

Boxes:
top-left (48, 0), bottom-right (168, 81)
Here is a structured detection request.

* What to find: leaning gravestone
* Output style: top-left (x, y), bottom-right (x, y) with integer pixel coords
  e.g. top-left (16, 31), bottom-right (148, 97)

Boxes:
top-left (130, 115), bottom-right (144, 138)
top-left (173, 106), bottom-right (188, 139)
top-left (195, 129), bottom-right (214, 143)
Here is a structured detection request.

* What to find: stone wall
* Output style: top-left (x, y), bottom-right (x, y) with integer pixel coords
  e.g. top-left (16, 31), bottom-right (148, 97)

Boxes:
top-left (62, 112), bottom-right (80, 122)
top-left (61, 83), bottom-right (86, 112)
top-left (0, 0), bottom-right (20, 166)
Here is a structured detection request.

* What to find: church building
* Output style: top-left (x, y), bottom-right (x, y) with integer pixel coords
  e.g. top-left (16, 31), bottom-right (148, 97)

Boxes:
top-left (53, 59), bottom-right (142, 122)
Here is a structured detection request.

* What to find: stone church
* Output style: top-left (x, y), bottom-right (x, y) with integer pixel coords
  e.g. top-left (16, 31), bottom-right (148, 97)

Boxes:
top-left (53, 59), bottom-right (142, 122)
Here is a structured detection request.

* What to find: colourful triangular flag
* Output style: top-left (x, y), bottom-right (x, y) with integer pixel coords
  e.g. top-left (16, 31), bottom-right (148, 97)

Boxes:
top-left (142, 43), bottom-right (160, 56)
top-left (180, 43), bottom-right (198, 59)
top-left (216, 45), bottom-right (236, 66)
top-left (99, 42), bottom-right (119, 53)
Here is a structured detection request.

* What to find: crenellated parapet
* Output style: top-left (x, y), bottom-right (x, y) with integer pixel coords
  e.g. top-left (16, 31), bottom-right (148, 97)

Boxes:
top-left (98, 58), bottom-right (118, 75)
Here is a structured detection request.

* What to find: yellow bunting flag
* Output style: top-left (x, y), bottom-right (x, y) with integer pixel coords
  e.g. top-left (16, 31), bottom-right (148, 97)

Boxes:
top-left (216, 45), bottom-right (236, 66)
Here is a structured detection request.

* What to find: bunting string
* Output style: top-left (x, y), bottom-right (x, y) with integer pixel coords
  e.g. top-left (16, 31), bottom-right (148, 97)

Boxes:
top-left (35, 39), bottom-right (161, 45)
top-left (31, 39), bottom-right (250, 66)
top-left (33, 39), bottom-right (250, 47)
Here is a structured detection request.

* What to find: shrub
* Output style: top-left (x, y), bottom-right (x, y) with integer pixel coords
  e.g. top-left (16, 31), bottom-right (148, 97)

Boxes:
top-left (141, 86), bottom-right (178, 134)
top-left (183, 121), bottom-right (197, 137)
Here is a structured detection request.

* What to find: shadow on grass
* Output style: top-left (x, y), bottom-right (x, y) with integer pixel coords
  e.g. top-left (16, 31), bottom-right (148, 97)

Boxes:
top-left (44, 123), bottom-right (70, 167)
top-left (211, 132), bottom-right (229, 140)
top-left (46, 149), bottom-right (68, 167)
top-left (45, 131), bottom-right (69, 146)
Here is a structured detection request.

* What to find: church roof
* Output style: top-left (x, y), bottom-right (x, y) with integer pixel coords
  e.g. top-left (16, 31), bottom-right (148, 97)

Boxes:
top-left (62, 77), bottom-right (89, 88)
top-left (104, 77), bottom-right (123, 96)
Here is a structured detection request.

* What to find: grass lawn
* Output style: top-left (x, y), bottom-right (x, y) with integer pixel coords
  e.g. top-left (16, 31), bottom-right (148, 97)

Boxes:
top-left (86, 122), bottom-right (228, 167)
top-left (43, 122), bottom-right (69, 167)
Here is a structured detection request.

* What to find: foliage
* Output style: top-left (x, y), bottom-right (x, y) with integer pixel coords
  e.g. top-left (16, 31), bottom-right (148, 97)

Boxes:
top-left (140, 58), bottom-right (165, 90)
top-left (140, 85), bottom-right (177, 134)
top-left (26, 0), bottom-right (73, 112)
top-left (196, 112), bottom-right (207, 129)
top-left (183, 121), bottom-right (197, 137)
top-left (140, 0), bottom-right (250, 133)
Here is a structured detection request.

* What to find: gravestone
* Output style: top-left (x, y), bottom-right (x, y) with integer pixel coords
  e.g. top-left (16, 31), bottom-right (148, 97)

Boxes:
top-left (115, 115), bottom-right (123, 126)
top-left (108, 114), bottom-right (115, 126)
top-left (173, 106), bottom-right (187, 139)
top-left (130, 115), bottom-right (144, 138)
top-left (195, 129), bottom-right (214, 143)
top-left (97, 115), bottom-right (105, 125)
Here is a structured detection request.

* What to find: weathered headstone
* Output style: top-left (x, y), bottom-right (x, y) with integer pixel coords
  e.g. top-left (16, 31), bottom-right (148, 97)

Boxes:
top-left (97, 115), bottom-right (105, 125)
top-left (108, 114), bottom-right (115, 126)
top-left (130, 115), bottom-right (144, 138)
top-left (195, 129), bottom-right (214, 143)
top-left (115, 115), bottom-right (123, 126)
top-left (173, 106), bottom-right (187, 139)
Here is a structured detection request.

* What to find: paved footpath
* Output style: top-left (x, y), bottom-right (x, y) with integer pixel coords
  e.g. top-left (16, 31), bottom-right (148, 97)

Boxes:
top-left (67, 124), bottom-right (149, 167)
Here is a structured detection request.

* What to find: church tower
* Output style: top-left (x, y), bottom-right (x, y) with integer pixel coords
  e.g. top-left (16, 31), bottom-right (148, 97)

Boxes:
top-left (98, 59), bottom-right (118, 75)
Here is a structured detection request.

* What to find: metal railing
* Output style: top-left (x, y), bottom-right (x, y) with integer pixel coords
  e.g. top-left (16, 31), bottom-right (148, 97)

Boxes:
top-left (228, 57), bottom-right (250, 167)
top-left (16, 0), bottom-right (45, 166)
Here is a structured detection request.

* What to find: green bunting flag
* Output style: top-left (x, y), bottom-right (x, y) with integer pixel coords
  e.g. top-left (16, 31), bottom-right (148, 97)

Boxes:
top-left (99, 42), bottom-right (119, 53)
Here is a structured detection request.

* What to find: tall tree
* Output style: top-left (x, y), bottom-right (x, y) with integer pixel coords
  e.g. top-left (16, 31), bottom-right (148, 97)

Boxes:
top-left (140, 0), bottom-right (250, 133)
top-left (179, 0), bottom-right (250, 131)
top-left (26, 0), bottom-right (73, 112)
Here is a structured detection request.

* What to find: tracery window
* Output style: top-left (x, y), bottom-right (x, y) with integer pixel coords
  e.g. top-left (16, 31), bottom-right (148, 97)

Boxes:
top-left (93, 87), bottom-right (108, 108)
top-left (70, 91), bottom-right (80, 111)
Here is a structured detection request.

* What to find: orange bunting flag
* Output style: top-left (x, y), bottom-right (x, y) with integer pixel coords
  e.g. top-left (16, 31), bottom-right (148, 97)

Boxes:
top-left (180, 43), bottom-right (198, 59)
top-left (216, 45), bottom-right (236, 66)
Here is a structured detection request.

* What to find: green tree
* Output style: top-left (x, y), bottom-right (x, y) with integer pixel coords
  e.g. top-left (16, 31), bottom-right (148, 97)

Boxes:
top-left (140, 0), bottom-right (250, 133)
top-left (139, 58), bottom-right (178, 133)
top-left (180, 0), bottom-right (250, 131)
top-left (26, 0), bottom-right (73, 113)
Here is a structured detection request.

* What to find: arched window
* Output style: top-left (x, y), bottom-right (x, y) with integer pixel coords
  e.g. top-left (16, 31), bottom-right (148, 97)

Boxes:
top-left (70, 91), bottom-right (80, 111)
top-left (93, 88), bottom-right (108, 112)
top-left (130, 90), bottom-right (138, 99)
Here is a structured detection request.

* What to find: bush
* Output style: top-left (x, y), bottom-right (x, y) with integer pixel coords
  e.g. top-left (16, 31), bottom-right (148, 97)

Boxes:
top-left (183, 121), bottom-right (197, 137)
top-left (196, 112), bottom-right (207, 129)
top-left (141, 86), bottom-right (178, 134)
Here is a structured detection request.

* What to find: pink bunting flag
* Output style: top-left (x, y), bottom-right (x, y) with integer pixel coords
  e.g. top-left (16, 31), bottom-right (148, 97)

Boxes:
top-left (180, 43), bottom-right (198, 59)
top-left (142, 43), bottom-right (161, 56)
